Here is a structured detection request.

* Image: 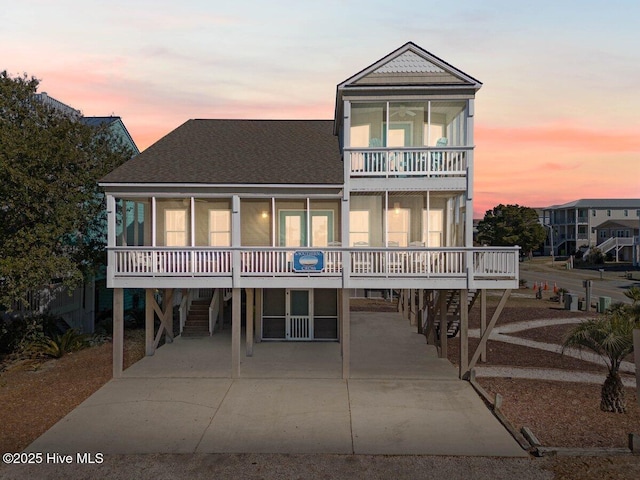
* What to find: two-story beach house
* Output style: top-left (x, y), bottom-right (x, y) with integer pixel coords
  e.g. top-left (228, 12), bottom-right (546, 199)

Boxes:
top-left (100, 42), bottom-right (519, 379)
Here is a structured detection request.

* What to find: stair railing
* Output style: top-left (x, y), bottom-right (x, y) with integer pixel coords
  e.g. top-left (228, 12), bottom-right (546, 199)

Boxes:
top-left (178, 289), bottom-right (195, 334)
top-left (209, 289), bottom-right (221, 335)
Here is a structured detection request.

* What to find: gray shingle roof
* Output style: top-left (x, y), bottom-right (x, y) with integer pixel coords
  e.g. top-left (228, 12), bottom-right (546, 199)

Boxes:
top-left (545, 199), bottom-right (640, 209)
top-left (100, 119), bottom-right (343, 185)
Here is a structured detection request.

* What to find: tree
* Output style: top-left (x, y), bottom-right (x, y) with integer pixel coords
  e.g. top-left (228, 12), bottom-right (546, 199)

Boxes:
top-left (563, 311), bottom-right (636, 413)
top-left (0, 71), bottom-right (133, 309)
top-left (476, 204), bottom-right (546, 257)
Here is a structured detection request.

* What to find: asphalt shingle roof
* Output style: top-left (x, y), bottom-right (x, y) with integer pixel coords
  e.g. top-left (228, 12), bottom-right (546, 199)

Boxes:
top-left (545, 199), bottom-right (640, 209)
top-left (100, 119), bottom-right (343, 185)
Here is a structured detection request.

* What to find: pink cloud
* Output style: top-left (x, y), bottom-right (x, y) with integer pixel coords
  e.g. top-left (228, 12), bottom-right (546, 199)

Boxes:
top-left (476, 123), bottom-right (640, 153)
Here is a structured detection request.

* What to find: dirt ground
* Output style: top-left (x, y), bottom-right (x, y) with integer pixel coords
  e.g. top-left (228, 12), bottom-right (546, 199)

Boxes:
top-left (1, 295), bottom-right (639, 479)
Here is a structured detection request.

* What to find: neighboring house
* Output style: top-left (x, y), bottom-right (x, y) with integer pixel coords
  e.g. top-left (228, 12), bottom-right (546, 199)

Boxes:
top-left (592, 220), bottom-right (640, 262)
top-left (100, 42), bottom-right (520, 379)
top-left (14, 94), bottom-right (139, 332)
top-left (542, 199), bottom-right (640, 256)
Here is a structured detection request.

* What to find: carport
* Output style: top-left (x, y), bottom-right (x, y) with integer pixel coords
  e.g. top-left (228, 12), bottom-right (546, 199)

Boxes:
top-left (26, 311), bottom-right (525, 457)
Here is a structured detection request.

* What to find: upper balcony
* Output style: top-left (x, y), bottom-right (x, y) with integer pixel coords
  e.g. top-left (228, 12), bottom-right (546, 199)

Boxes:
top-left (346, 147), bottom-right (468, 178)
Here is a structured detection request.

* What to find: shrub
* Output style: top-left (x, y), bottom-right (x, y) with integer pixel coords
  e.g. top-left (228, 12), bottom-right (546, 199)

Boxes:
top-left (31, 329), bottom-right (89, 359)
top-left (0, 312), bottom-right (62, 356)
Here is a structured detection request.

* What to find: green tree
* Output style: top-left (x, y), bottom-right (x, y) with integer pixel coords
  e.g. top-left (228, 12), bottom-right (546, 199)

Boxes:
top-left (476, 204), bottom-right (546, 257)
top-left (563, 311), bottom-right (636, 413)
top-left (0, 71), bottom-right (133, 309)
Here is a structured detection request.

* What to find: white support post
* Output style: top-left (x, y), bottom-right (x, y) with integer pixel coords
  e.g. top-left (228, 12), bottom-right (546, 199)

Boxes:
top-left (232, 196), bottom-right (241, 286)
top-left (634, 329), bottom-right (640, 406)
top-left (255, 288), bottom-right (263, 342)
top-left (151, 196), bottom-right (157, 247)
top-left (232, 288), bottom-right (241, 378)
top-left (145, 289), bottom-right (155, 356)
top-left (439, 291), bottom-right (448, 359)
top-left (246, 288), bottom-right (254, 356)
top-left (113, 288), bottom-right (124, 378)
top-left (404, 289), bottom-right (410, 323)
top-left (341, 289), bottom-right (350, 379)
top-left (459, 289), bottom-right (469, 379)
top-left (480, 289), bottom-right (487, 362)
top-left (106, 195), bottom-right (116, 286)
top-left (417, 289), bottom-right (424, 334)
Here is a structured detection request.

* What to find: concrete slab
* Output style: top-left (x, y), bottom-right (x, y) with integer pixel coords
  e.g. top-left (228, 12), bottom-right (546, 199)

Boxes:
top-left (197, 379), bottom-right (352, 453)
top-left (124, 335), bottom-right (231, 378)
top-left (350, 312), bottom-right (457, 380)
top-left (27, 378), bottom-right (232, 454)
top-left (349, 379), bottom-right (526, 456)
top-left (24, 311), bottom-right (526, 457)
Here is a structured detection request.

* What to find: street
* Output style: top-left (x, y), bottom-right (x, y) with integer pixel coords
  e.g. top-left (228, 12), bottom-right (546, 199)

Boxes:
top-left (519, 259), bottom-right (638, 305)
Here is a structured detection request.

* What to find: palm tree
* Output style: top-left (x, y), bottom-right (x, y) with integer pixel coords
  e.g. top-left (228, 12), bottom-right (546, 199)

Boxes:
top-left (624, 286), bottom-right (640, 304)
top-left (623, 286), bottom-right (640, 322)
top-left (563, 311), bottom-right (635, 413)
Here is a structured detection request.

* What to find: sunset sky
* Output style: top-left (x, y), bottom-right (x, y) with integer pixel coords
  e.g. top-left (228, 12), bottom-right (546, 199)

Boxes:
top-left (2, 0), bottom-right (639, 217)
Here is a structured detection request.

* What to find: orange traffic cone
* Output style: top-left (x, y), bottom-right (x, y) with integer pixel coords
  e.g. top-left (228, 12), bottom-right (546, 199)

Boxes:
top-left (533, 282), bottom-right (538, 291)
top-left (543, 281), bottom-right (548, 291)
top-left (553, 282), bottom-right (558, 294)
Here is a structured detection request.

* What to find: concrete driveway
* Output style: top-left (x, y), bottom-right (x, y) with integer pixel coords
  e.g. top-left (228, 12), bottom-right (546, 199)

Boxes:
top-left (26, 312), bottom-right (526, 457)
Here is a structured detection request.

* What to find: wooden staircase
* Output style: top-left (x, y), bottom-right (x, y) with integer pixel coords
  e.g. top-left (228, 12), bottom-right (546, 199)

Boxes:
top-left (181, 298), bottom-right (211, 337)
top-left (432, 289), bottom-right (478, 339)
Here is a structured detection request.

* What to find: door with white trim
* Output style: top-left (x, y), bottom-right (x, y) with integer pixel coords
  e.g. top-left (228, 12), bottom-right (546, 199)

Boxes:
top-left (286, 289), bottom-right (313, 340)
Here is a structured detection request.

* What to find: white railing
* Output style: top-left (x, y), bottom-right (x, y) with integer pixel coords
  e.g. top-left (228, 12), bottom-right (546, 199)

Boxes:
top-left (209, 289), bottom-right (220, 334)
top-left (178, 289), bottom-right (193, 333)
top-left (346, 148), bottom-right (468, 177)
top-left (350, 249), bottom-right (466, 277)
top-left (114, 248), bottom-right (233, 276)
top-left (112, 246), bottom-right (518, 281)
top-left (596, 236), bottom-right (634, 254)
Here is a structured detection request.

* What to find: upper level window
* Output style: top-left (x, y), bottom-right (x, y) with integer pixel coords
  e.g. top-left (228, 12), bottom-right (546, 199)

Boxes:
top-left (387, 207), bottom-right (410, 246)
top-left (209, 210), bottom-right (231, 246)
top-left (624, 209), bottom-right (628, 217)
top-left (349, 101), bottom-right (467, 149)
top-left (607, 210), bottom-right (611, 216)
top-left (165, 209), bottom-right (187, 246)
top-left (350, 210), bottom-right (370, 246)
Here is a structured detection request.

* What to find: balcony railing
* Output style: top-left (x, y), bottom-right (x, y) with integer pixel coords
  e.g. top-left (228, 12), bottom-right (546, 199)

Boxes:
top-left (346, 147), bottom-right (468, 177)
top-left (111, 246), bottom-right (518, 282)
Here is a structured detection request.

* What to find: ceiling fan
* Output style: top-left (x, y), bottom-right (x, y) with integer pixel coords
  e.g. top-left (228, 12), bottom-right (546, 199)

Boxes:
top-left (390, 105), bottom-right (421, 118)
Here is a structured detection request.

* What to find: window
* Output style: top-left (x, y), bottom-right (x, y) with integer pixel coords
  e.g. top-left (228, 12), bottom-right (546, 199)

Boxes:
top-left (422, 209), bottom-right (443, 247)
top-left (311, 215), bottom-right (329, 247)
top-left (624, 209), bottom-right (629, 217)
top-left (350, 124), bottom-right (371, 148)
top-left (209, 210), bottom-right (231, 246)
top-left (350, 210), bottom-right (370, 245)
top-left (592, 210), bottom-right (596, 217)
top-left (599, 230), bottom-right (608, 239)
top-left (165, 209), bottom-right (187, 246)
top-left (607, 210), bottom-right (611, 216)
top-left (387, 208), bottom-right (410, 246)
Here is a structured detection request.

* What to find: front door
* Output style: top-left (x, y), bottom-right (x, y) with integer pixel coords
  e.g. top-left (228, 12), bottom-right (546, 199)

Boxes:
top-left (286, 289), bottom-right (312, 340)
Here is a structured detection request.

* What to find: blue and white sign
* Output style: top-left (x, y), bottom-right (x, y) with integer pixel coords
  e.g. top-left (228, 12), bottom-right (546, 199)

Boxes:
top-left (293, 251), bottom-right (324, 272)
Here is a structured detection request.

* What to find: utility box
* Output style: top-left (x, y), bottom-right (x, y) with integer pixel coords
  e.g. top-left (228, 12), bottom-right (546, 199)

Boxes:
top-left (598, 296), bottom-right (611, 313)
top-left (564, 293), bottom-right (579, 311)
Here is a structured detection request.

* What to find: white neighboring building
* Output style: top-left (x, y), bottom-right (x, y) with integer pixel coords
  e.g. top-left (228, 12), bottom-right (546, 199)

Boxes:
top-left (542, 199), bottom-right (640, 257)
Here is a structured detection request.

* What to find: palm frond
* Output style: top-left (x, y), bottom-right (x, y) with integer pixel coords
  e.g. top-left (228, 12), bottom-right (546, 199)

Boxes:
top-left (563, 312), bottom-right (634, 375)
